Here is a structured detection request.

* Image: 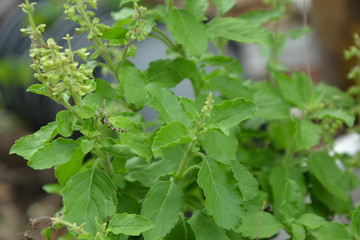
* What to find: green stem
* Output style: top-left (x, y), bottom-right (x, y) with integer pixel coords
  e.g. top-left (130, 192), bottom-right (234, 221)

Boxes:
top-left (60, 98), bottom-right (85, 124)
top-left (51, 217), bottom-right (88, 235)
top-left (75, 0), bottom-right (115, 72)
top-left (24, 0), bottom-right (46, 46)
top-left (153, 28), bottom-right (176, 49)
top-left (175, 140), bottom-right (198, 181)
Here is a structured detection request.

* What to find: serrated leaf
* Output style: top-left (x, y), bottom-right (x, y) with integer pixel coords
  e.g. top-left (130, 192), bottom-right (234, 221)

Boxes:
top-left (185, 0), bottom-right (209, 18)
top-left (63, 169), bottom-right (117, 234)
top-left (236, 211), bottom-right (282, 239)
top-left (145, 59), bottom-right (183, 88)
top-left (141, 181), bottom-right (185, 240)
top-left (173, 58), bottom-right (202, 88)
top-left (10, 122), bottom-right (58, 160)
top-left (253, 81), bottom-right (290, 120)
top-left (279, 179), bottom-right (302, 221)
top-left (188, 211), bottom-right (229, 240)
top-left (200, 130), bottom-right (238, 164)
top-left (166, 9), bottom-right (207, 56)
top-left (152, 121), bottom-right (194, 152)
top-left (240, 9), bottom-right (283, 25)
top-left (55, 148), bottom-right (84, 185)
top-left (28, 138), bottom-right (78, 170)
top-left (129, 155), bottom-right (180, 187)
top-left (165, 217), bottom-right (196, 240)
top-left (230, 161), bottom-right (259, 201)
top-left (27, 83), bottom-right (50, 97)
top-left (146, 84), bottom-right (190, 126)
top-left (312, 108), bottom-right (355, 127)
top-left (78, 106), bottom-right (96, 119)
top-left (117, 192), bottom-right (141, 214)
top-left (274, 71), bottom-right (313, 109)
top-left (311, 222), bottom-right (352, 240)
top-left (309, 152), bottom-right (350, 203)
top-left (121, 132), bottom-right (152, 162)
top-left (119, 64), bottom-right (148, 109)
top-left (210, 0), bottom-right (235, 15)
top-left (198, 156), bottom-right (243, 229)
top-left (107, 213), bottom-right (153, 236)
top-left (100, 143), bottom-right (139, 158)
top-left (295, 213), bottom-right (327, 230)
top-left (56, 110), bottom-right (75, 137)
top-left (296, 119), bottom-right (322, 150)
top-left (206, 17), bottom-right (271, 45)
top-left (351, 204), bottom-right (360, 238)
top-left (206, 98), bottom-right (257, 135)
top-left (291, 224), bottom-right (305, 240)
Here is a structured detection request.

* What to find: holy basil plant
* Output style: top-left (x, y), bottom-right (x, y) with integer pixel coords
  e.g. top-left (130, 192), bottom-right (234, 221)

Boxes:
top-left (11, 0), bottom-right (360, 239)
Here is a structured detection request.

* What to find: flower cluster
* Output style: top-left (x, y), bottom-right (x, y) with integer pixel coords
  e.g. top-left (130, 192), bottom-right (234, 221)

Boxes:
top-left (125, 3), bottom-right (148, 42)
top-left (64, 0), bottom-right (109, 40)
top-left (201, 92), bottom-right (214, 117)
top-left (20, 1), bottom-right (95, 103)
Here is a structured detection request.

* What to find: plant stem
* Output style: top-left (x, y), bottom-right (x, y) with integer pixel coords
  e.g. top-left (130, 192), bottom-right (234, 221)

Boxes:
top-left (51, 217), bottom-right (88, 235)
top-left (75, 0), bottom-right (115, 72)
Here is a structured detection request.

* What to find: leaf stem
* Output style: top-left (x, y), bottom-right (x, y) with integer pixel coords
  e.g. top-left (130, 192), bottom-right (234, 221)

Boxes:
top-left (75, 0), bottom-right (115, 72)
top-left (51, 217), bottom-right (88, 235)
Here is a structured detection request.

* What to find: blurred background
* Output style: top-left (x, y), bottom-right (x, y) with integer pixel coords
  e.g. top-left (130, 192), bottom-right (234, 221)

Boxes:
top-left (0, 0), bottom-right (360, 239)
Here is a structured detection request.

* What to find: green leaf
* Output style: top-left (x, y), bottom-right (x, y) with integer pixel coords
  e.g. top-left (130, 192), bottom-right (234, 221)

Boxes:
top-left (253, 81), bottom-right (290, 120)
top-left (351, 204), bottom-right (360, 238)
top-left (117, 192), bottom-right (141, 214)
top-left (121, 132), bottom-right (152, 162)
top-left (269, 166), bottom-right (306, 220)
top-left (308, 152), bottom-right (350, 203)
top-left (206, 17), bottom-right (271, 45)
top-left (166, 9), bottom-right (207, 56)
top-left (312, 108), bottom-right (355, 127)
top-left (200, 130), bottom-right (238, 164)
top-left (63, 169), bottom-right (117, 234)
top-left (77, 106), bottom-right (96, 119)
top-left (120, 0), bottom-right (140, 6)
top-left (279, 179), bottom-right (302, 221)
top-left (240, 9), bottom-right (283, 25)
top-left (185, 0), bottom-right (209, 18)
top-left (152, 121), bottom-right (194, 151)
top-left (210, 0), bottom-right (235, 15)
top-left (173, 58), bottom-right (202, 87)
top-left (27, 83), bottom-right (50, 97)
top-left (202, 55), bottom-right (242, 75)
top-left (55, 148), bottom-right (84, 185)
top-left (291, 224), bottom-right (306, 240)
top-left (188, 211), bottom-right (229, 240)
top-left (129, 157), bottom-right (179, 187)
top-left (165, 216), bottom-right (196, 240)
top-left (198, 156), bottom-right (243, 229)
top-left (10, 122), bottom-right (58, 160)
top-left (146, 84), bottom-right (190, 126)
top-left (274, 71), bottom-right (313, 109)
top-left (295, 213), bottom-right (327, 230)
top-left (145, 59), bottom-right (183, 88)
top-left (230, 161), bottom-right (259, 201)
top-left (119, 64), bottom-right (148, 109)
top-left (141, 181), bottom-right (185, 240)
top-left (180, 97), bottom-right (200, 121)
top-left (80, 139), bottom-right (95, 154)
top-left (236, 211), bottom-right (282, 239)
top-left (28, 138), bottom-right (78, 170)
top-left (56, 110), bottom-right (75, 137)
top-left (107, 213), bottom-right (153, 236)
top-left (206, 98), bottom-right (257, 135)
top-left (311, 222), bottom-right (352, 240)
top-left (100, 141), bottom-right (139, 159)
top-left (296, 119), bottom-right (322, 150)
